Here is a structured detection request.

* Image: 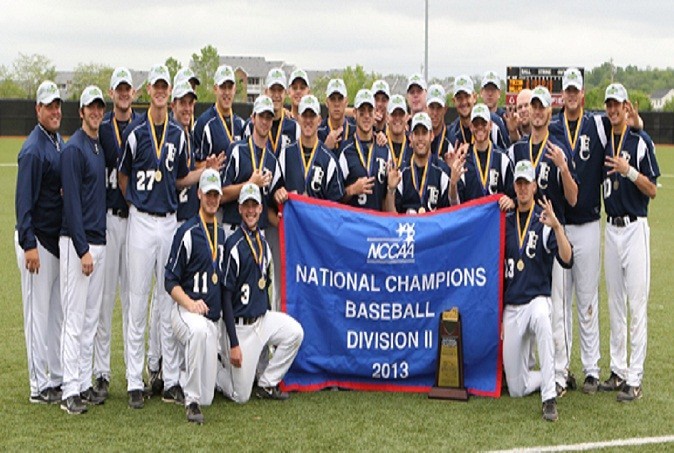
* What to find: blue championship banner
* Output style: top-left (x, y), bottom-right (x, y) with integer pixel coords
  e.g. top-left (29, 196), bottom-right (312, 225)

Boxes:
top-left (280, 194), bottom-right (504, 397)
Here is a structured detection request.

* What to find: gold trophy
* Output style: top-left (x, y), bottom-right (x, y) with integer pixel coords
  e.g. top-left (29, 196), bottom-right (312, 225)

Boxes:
top-left (428, 307), bottom-right (469, 401)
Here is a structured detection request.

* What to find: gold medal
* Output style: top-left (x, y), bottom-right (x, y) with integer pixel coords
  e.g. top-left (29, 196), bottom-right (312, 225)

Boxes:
top-left (613, 179), bottom-right (619, 191)
top-left (258, 277), bottom-right (266, 289)
top-left (155, 169), bottom-right (163, 182)
top-left (211, 272), bottom-right (218, 284)
top-left (418, 207), bottom-right (426, 214)
top-left (517, 259), bottom-right (525, 271)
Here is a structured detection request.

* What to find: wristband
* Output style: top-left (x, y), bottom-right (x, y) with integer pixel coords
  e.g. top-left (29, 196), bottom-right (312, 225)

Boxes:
top-left (626, 166), bottom-right (639, 182)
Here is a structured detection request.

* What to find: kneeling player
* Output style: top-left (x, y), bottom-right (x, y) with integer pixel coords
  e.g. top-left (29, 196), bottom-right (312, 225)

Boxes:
top-left (165, 169), bottom-right (230, 424)
top-left (218, 183), bottom-right (304, 403)
top-left (502, 160), bottom-right (573, 422)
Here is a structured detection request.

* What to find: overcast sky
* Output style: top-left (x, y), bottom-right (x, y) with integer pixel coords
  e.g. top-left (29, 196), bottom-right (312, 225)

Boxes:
top-left (2, 0), bottom-right (673, 80)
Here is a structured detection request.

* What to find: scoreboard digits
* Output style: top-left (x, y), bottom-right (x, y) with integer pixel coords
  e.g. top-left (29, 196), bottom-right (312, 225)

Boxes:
top-left (506, 66), bottom-right (584, 107)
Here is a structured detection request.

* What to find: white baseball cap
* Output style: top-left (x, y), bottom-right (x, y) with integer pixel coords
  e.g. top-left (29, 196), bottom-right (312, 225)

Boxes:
top-left (199, 168), bottom-right (222, 194)
top-left (110, 67), bottom-right (133, 90)
top-left (371, 79), bottom-right (390, 98)
top-left (174, 67), bottom-right (200, 87)
top-left (531, 86), bottom-right (552, 108)
top-left (514, 160), bottom-right (536, 182)
top-left (253, 95), bottom-right (275, 115)
top-left (79, 85), bottom-right (106, 108)
top-left (605, 83), bottom-right (628, 103)
top-left (265, 67), bottom-right (287, 89)
top-left (407, 73), bottom-right (427, 92)
top-left (387, 94), bottom-right (407, 114)
top-left (471, 103), bottom-right (491, 123)
top-left (238, 182), bottom-right (262, 204)
top-left (354, 89), bottom-right (375, 109)
top-left (427, 84), bottom-right (447, 107)
top-left (36, 80), bottom-right (61, 105)
top-left (289, 68), bottom-right (310, 88)
top-left (299, 94), bottom-right (321, 115)
top-left (481, 71), bottom-right (501, 89)
top-left (411, 112), bottom-right (432, 131)
top-left (326, 78), bottom-right (347, 98)
top-left (148, 64), bottom-right (171, 85)
top-left (453, 75), bottom-right (475, 96)
top-left (562, 67), bottom-right (583, 90)
top-left (172, 80), bottom-right (197, 101)
top-left (214, 65), bottom-right (236, 86)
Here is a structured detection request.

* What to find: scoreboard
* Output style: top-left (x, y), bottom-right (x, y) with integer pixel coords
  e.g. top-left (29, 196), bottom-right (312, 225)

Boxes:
top-left (506, 66), bottom-right (584, 108)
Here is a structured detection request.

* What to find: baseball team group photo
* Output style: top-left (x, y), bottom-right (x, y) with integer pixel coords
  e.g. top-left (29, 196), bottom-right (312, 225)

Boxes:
top-left (3, 2), bottom-right (674, 451)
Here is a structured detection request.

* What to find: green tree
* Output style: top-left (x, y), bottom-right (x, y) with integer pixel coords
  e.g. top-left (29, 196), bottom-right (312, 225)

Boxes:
top-left (662, 96), bottom-right (674, 112)
top-left (341, 65), bottom-right (380, 105)
top-left (70, 63), bottom-right (114, 100)
top-left (12, 53), bottom-right (56, 98)
top-left (628, 89), bottom-right (652, 111)
top-left (0, 79), bottom-right (27, 98)
top-left (165, 57), bottom-right (182, 81)
top-left (191, 45), bottom-right (219, 103)
top-left (311, 75), bottom-right (330, 103)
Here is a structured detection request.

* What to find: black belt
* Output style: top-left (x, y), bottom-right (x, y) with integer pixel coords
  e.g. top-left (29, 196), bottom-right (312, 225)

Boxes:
top-left (137, 209), bottom-right (174, 218)
top-left (607, 215), bottom-right (637, 227)
top-left (234, 316), bottom-right (260, 326)
top-left (108, 208), bottom-right (128, 219)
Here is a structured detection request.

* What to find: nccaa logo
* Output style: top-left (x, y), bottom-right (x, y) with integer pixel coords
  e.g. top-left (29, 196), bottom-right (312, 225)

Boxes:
top-left (366, 223), bottom-right (416, 264)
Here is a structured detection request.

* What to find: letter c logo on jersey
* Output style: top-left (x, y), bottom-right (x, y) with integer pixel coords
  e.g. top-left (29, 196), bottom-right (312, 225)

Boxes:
top-left (579, 135), bottom-right (591, 161)
top-left (525, 231), bottom-right (538, 259)
top-left (488, 169), bottom-right (499, 194)
top-left (310, 166), bottom-right (324, 193)
top-left (537, 162), bottom-right (550, 190)
top-left (165, 143), bottom-right (176, 171)
top-left (376, 157), bottom-right (387, 184)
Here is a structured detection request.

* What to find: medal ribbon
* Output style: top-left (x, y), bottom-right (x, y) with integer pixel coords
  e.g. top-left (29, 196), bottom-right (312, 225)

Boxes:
top-left (563, 109), bottom-right (584, 151)
top-left (473, 142), bottom-right (493, 196)
top-left (529, 131), bottom-right (549, 169)
top-left (243, 226), bottom-right (265, 276)
top-left (184, 126), bottom-right (192, 167)
top-left (216, 104), bottom-right (234, 143)
top-left (459, 123), bottom-right (475, 144)
top-left (354, 137), bottom-right (375, 176)
top-left (299, 138), bottom-right (319, 187)
top-left (387, 130), bottom-right (406, 169)
top-left (516, 206), bottom-right (534, 257)
top-left (199, 210), bottom-right (218, 274)
top-left (148, 108), bottom-right (168, 169)
top-left (611, 124), bottom-right (627, 159)
top-left (434, 125), bottom-right (447, 157)
top-left (411, 157), bottom-right (430, 205)
top-left (269, 110), bottom-right (284, 153)
top-left (247, 137), bottom-right (268, 174)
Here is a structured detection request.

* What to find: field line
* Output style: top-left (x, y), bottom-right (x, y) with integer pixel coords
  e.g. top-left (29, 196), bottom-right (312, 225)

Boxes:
top-left (0, 163), bottom-right (17, 167)
top-left (487, 434), bottom-right (674, 452)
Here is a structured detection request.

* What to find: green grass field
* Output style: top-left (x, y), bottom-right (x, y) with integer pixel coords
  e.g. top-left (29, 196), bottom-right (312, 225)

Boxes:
top-left (0, 136), bottom-right (672, 451)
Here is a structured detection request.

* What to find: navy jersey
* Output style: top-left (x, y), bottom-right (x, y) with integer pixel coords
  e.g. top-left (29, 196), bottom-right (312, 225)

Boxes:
top-left (549, 110), bottom-right (608, 224)
top-left (430, 125), bottom-right (454, 159)
top-left (243, 112), bottom-right (300, 156)
top-left (508, 133), bottom-right (575, 224)
top-left (60, 128), bottom-right (107, 257)
top-left (603, 128), bottom-right (659, 218)
top-left (460, 143), bottom-right (514, 202)
top-left (221, 138), bottom-right (284, 228)
top-left (165, 216), bottom-right (226, 322)
top-left (278, 139), bottom-right (344, 201)
top-left (119, 111), bottom-right (189, 214)
top-left (192, 105), bottom-right (218, 160)
top-left (174, 117), bottom-right (199, 222)
top-left (504, 206), bottom-right (571, 305)
top-left (196, 106), bottom-right (245, 161)
top-left (338, 137), bottom-right (392, 211)
top-left (395, 159), bottom-right (450, 213)
top-left (447, 113), bottom-right (510, 150)
top-left (317, 116), bottom-right (356, 155)
top-left (223, 226), bottom-right (273, 319)
top-left (15, 124), bottom-right (64, 258)
top-left (387, 134), bottom-right (414, 171)
top-left (100, 110), bottom-right (136, 215)
top-left (491, 110), bottom-right (510, 148)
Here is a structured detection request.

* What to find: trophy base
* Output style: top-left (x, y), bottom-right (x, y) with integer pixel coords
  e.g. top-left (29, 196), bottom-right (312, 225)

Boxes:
top-left (428, 386), bottom-right (469, 401)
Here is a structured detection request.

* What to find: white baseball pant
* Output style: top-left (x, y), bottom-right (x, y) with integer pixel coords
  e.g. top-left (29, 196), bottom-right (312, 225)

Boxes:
top-left (125, 206), bottom-right (179, 392)
top-left (217, 311), bottom-right (303, 404)
top-left (503, 296), bottom-right (556, 402)
top-left (561, 221), bottom-right (601, 379)
top-left (147, 283), bottom-right (162, 374)
top-left (171, 304), bottom-right (219, 406)
top-left (94, 212), bottom-right (129, 381)
top-left (14, 232), bottom-right (63, 396)
top-left (604, 218), bottom-right (650, 387)
top-left (59, 238), bottom-right (106, 399)
top-left (551, 257), bottom-right (569, 387)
